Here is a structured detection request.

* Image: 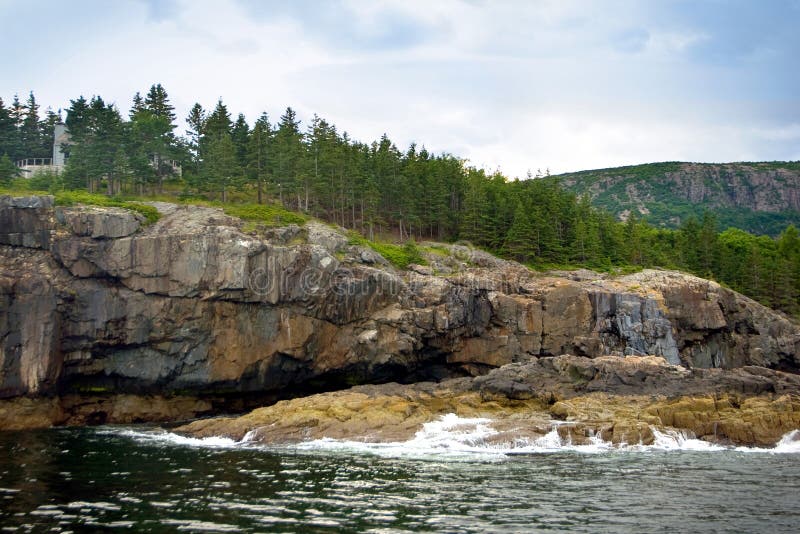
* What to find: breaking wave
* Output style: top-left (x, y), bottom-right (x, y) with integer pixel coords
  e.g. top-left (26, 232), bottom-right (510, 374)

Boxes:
top-left (109, 415), bottom-right (800, 457)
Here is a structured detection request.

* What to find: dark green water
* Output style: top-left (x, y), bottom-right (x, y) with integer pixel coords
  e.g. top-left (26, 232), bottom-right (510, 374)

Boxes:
top-left (1, 425), bottom-right (799, 533)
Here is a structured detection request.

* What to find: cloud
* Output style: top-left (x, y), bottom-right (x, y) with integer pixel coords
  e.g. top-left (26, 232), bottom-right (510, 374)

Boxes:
top-left (1, 0), bottom-right (798, 176)
top-left (136, 0), bottom-right (181, 21)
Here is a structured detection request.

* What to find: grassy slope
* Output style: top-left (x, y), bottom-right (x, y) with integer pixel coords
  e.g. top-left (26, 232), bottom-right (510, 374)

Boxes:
top-left (0, 180), bottom-right (430, 270)
top-left (553, 161), bottom-right (800, 235)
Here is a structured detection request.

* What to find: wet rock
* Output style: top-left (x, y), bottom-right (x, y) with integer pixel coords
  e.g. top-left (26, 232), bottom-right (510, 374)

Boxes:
top-left (178, 356), bottom-right (800, 447)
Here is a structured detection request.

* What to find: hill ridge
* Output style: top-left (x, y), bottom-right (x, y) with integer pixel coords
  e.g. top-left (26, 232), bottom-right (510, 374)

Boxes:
top-left (553, 160), bottom-right (800, 235)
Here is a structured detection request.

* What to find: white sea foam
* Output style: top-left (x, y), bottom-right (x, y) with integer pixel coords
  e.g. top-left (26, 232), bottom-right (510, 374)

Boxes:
top-left (102, 428), bottom-right (239, 448)
top-left (105, 417), bottom-right (800, 456)
top-left (644, 428), bottom-right (727, 452)
top-left (290, 415), bottom-right (800, 457)
top-left (293, 414), bottom-right (507, 460)
top-left (510, 428), bottom-right (616, 454)
top-left (734, 429), bottom-right (800, 454)
top-left (773, 429), bottom-right (800, 452)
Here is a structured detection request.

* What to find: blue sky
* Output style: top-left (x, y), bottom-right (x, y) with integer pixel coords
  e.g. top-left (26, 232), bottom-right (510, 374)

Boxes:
top-left (2, 0), bottom-right (798, 176)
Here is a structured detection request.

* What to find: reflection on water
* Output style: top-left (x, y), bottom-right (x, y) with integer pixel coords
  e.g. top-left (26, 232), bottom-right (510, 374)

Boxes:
top-left (1, 425), bottom-right (799, 533)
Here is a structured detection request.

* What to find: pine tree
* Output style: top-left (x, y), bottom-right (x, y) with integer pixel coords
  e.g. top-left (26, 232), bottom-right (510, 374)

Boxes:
top-left (130, 92), bottom-right (145, 119)
top-left (247, 112), bottom-right (272, 204)
top-left (203, 133), bottom-right (241, 202)
top-left (5, 95), bottom-right (25, 161)
top-left (184, 103), bottom-right (205, 178)
top-left (698, 211), bottom-right (718, 276)
top-left (21, 92), bottom-right (46, 159)
top-left (40, 107), bottom-right (61, 160)
top-left (571, 194), bottom-right (601, 264)
top-left (0, 98), bottom-right (15, 158)
top-left (62, 96), bottom-right (124, 193)
top-left (64, 96), bottom-right (90, 144)
top-left (273, 107), bottom-right (304, 209)
top-left (0, 154), bottom-right (18, 184)
top-left (503, 200), bottom-right (535, 263)
top-left (124, 87), bottom-right (178, 192)
top-left (460, 169), bottom-right (496, 246)
top-left (204, 99), bottom-right (232, 141)
top-left (625, 213), bottom-right (644, 265)
top-left (144, 83), bottom-right (176, 124)
top-left (231, 113), bottom-right (250, 169)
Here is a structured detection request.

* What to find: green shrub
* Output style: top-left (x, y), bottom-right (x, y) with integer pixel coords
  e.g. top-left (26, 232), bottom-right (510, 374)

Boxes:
top-left (347, 231), bottom-right (428, 269)
top-left (222, 203), bottom-right (307, 227)
top-left (28, 171), bottom-right (61, 192)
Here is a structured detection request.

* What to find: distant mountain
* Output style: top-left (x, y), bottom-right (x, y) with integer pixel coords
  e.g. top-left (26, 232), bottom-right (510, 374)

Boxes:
top-left (553, 161), bottom-right (800, 235)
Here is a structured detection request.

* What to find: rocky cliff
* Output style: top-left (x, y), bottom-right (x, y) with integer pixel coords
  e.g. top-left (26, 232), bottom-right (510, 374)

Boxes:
top-left (555, 161), bottom-right (800, 234)
top-left (1, 195), bottom-right (799, 437)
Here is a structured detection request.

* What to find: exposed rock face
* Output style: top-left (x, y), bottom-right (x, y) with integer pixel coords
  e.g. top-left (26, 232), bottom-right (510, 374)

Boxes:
top-left (179, 355), bottom-right (800, 447)
top-left (0, 196), bottom-right (798, 430)
top-left (0, 195), bottom-right (54, 249)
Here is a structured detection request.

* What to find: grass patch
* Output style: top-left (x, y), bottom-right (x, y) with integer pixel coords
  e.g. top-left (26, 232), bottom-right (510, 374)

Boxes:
top-left (348, 232), bottom-right (427, 269)
top-left (422, 244), bottom-right (451, 257)
top-left (221, 203), bottom-right (308, 227)
top-left (53, 190), bottom-right (160, 224)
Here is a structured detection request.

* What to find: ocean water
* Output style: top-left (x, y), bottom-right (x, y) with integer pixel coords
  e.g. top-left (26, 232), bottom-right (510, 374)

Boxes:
top-left (1, 415), bottom-right (799, 533)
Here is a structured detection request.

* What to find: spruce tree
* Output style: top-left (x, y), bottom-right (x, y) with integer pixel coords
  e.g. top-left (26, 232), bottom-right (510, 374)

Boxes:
top-left (247, 112), bottom-right (272, 204)
top-left (503, 200), bottom-right (535, 263)
top-left (40, 108), bottom-right (61, 159)
top-left (6, 95), bottom-right (25, 161)
top-left (144, 83), bottom-right (176, 124)
top-left (204, 133), bottom-right (240, 202)
top-left (231, 113), bottom-right (250, 169)
top-left (273, 107), bottom-right (304, 209)
top-left (130, 92), bottom-right (145, 119)
top-left (0, 98), bottom-right (15, 157)
top-left (204, 99), bottom-right (232, 141)
top-left (21, 92), bottom-right (46, 159)
top-left (0, 154), bottom-right (18, 184)
top-left (184, 103), bottom-right (205, 178)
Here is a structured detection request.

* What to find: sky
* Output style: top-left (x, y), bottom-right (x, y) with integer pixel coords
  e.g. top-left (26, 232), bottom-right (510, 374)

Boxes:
top-left (2, 0), bottom-right (799, 176)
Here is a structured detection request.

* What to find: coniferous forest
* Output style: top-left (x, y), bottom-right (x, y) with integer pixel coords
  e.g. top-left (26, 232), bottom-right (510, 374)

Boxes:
top-left (1, 85), bottom-right (799, 317)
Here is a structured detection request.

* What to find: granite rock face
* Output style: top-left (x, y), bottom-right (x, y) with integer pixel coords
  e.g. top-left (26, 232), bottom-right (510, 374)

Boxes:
top-left (0, 195), bottom-right (54, 249)
top-left (0, 196), bottom-right (799, 428)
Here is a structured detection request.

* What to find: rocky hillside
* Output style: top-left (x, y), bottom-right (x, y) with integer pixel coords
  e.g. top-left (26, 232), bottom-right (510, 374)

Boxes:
top-left (1, 195), bottom-right (799, 442)
top-left (554, 161), bottom-right (800, 234)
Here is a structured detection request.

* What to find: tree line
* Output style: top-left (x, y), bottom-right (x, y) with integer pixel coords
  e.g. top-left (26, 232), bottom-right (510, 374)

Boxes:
top-left (0, 85), bottom-right (798, 317)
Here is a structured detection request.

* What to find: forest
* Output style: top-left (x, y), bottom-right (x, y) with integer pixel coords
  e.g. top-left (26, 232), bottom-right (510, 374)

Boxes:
top-left (1, 85), bottom-right (799, 317)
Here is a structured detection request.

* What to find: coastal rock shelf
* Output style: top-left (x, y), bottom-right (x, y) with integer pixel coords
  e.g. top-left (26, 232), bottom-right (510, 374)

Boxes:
top-left (179, 355), bottom-right (800, 448)
top-left (1, 195), bottom-right (799, 444)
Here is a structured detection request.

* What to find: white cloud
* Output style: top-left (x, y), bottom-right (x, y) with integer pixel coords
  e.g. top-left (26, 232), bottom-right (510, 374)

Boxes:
top-left (1, 0), bottom-right (797, 177)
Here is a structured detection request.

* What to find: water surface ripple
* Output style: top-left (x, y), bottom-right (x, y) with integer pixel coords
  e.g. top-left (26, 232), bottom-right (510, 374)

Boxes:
top-left (1, 426), bottom-right (798, 533)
